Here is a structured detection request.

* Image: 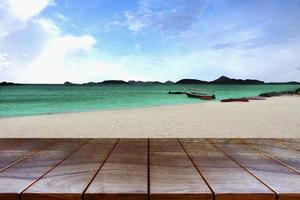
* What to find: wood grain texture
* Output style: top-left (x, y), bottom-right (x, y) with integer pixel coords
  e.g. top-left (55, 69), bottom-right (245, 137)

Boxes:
top-left (0, 139), bottom-right (52, 172)
top-left (23, 139), bottom-right (117, 200)
top-left (277, 138), bottom-right (300, 151)
top-left (84, 139), bottom-right (148, 200)
top-left (0, 139), bottom-right (19, 150)
top-left (210, 139), bottom-right (300, 200)
top-left (150, 139), bottom-right (212, 200)
top-left (0, 139), bottom-right (85, 200)
top-left (0, 138), bottom-right (295, 199)
top-left (179, 139), bottom-right (275, 200)
top-left (242, 139), bottom-right (300, 173)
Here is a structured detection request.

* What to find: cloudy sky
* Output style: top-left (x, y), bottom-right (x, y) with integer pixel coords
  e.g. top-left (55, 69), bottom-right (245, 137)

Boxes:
top-left (0, 0), bottom-right (300, 83)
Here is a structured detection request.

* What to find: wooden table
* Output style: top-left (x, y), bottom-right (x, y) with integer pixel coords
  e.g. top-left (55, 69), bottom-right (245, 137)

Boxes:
top-left (0, 138), bottom-right (298, 200)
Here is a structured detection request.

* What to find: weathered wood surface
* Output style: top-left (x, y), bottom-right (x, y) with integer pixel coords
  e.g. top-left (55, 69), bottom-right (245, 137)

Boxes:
top-left (242, 139), bottom-right (300, 173)
top-left (278, 138), bottom-right (300, 151)
top-left (149, 139), bottom-right (212, 200)
top-left (179, 139), bottom-right (275, 200)
top-left (23, 139), bottom-right (116, 200)
top-left (0, 139), bottom-right (19, 150)
top-left (0, 138), bottom-right (296, 200)
top-left (210, 139), bottom-right (300, 200)
top-left (0, 139), bottom-right (86, 200)
top-left (84, 139), bottom-right (148, 200)
top-left (0, 139), bottom-right (52, 172)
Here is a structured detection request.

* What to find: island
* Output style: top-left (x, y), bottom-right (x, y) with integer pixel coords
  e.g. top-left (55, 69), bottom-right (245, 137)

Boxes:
top-left (0, 81), bottom-right (23, 86)
top-left (175, 76), bottom-right (265, 84)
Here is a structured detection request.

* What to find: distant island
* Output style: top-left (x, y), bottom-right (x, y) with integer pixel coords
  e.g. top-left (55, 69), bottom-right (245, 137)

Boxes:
top-left (63, 76), bottom-right (298, 85)
top-left (175, 76), bottom-right (265, 84)
top-left (1, 76), bottom-right (299, 86)
top-left (211, 76), bottom-right (265, 84)
top-left (0, 81), bottom-right (23, 86)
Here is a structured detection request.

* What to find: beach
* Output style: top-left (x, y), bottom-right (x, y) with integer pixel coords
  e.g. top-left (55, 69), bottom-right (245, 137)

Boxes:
top-left (0, 96), bottom-right (299, 138)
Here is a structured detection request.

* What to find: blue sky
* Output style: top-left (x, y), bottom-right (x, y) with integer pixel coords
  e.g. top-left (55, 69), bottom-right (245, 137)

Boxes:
top-left (0, 0), bottom-right (300, 83)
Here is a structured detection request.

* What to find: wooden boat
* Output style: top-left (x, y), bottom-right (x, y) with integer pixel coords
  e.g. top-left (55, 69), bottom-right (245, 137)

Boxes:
top-left (186, 92), bottom-right (216, 100)
top-left (221, 98), bottom-right (249, 102)
top-left (247, 96), bottom-right (266, 100)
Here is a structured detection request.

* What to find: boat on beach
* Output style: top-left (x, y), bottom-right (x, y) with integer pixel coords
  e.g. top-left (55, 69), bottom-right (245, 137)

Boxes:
top-left (185, 92), bottom-right (216, 100)
top-left (183, 88), bottom-right (216, 100)
top-left (221, 98), bottom-right (249, 102)
top-left (221, 96), bottom-right (266, 102)
top-left (247, 96), bottom-right (266, 100)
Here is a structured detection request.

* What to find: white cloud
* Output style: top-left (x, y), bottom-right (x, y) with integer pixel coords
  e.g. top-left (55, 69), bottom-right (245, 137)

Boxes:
top-left (122, 0), bottom-right (205, 35)
top-left (0, 0), bottom-right (55, 40)
top-left (0, 2), bottom-right (147, 84)
top-left (6, 0), bottom-right (55, 21)
top-left (0, 53), bottom-right (8, 60)
top-left (0, 0), bottom-right (132, 83)
top-left (161, 39), bottom-right (300, 82)
top-left (35, 18), bottom-right (61, 35)
top-left (54, 12), bottom-right (67, 21)
top-left (105, 20), bottom-right (123, 32)
top-left (112, 37), bottom-right (300, 82)
top-left (124, 11), bottom-right (148, 32)
top-left (122, 0), bottom-right (155, 33)
top-left (13, 18), bottom-right (146, 83)
top-left (1, 0), bottom-right (300, 83)
top-left (21, 31), bottom-right (96, 83)
top-left (0, 52), bottom-right (12, 69)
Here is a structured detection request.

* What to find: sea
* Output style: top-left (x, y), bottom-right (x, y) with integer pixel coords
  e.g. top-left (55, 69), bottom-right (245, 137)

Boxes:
top-left (0, 84), bottom-right (299, 117)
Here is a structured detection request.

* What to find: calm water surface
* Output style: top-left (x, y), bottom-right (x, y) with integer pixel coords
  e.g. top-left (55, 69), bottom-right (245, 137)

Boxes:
top-left (0, 84), bottom-right (299, 117)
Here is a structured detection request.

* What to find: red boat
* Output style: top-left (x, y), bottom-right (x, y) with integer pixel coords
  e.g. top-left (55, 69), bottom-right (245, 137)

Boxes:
top-left (221, 98), bottom-right (249, 102)
top-left (247, 96), bottom-right (266, 100)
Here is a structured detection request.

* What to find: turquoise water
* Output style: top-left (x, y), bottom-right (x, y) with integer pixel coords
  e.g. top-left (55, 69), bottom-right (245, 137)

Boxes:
top-left (0, 84), bottom-right (299, 117)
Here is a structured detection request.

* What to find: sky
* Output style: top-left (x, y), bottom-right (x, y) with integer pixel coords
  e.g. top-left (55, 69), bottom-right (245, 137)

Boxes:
top-left (0, 0), bottom-right (300, 83)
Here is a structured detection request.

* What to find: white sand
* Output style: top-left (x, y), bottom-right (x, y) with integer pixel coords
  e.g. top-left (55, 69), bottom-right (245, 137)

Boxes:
top-left (0, 96), bottom-right (299, 138)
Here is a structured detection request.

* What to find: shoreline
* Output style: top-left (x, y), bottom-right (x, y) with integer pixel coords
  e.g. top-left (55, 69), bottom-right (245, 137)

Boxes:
top-left (0, 96), bottom-right (299, 138)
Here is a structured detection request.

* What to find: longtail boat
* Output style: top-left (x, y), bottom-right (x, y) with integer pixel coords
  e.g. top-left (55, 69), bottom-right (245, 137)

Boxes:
top-left (183, 87), bottom-right (216, 100)
top-left (185, 92), bottom-right (216, 100)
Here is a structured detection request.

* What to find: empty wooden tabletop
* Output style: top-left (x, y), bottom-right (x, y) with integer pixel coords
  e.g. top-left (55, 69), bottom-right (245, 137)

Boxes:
top-left (0, 139), bottom-right (86, 200)
top-left (210, 139), bottom-right (300, 200)
top-left (0, 139), bottom-right (52, 172)
top-left (85, 139), bottom-right (148, 200)
top-left (150, 139), bottom-right (212, 200)
top-left (0, 138), bottom-right (298, 200)
top-left (242, 139), bottom-right (300, 173)
top-left (23, 139), bottom-right (116, 200)
top-left (179, 139), bottom-right (275, 200)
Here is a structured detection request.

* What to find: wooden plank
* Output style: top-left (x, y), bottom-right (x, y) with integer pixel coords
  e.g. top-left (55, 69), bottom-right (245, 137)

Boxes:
top-left (23, 139), bottom-right (117, 200)
top-left (210, 139), bottom-right (300, 200)
top-left (0, 139), bottom-right (52, 172)
top-left (241, 139), bottom-right (300, 173)
top-left (277, 139), bottom-right (300, 151)
top-left (84, 139), bottom-right (148, 200)
top-left (179, 139), bottom-right (275, 200)
top-left (0, 139), bottom-right (85, 200)
top-left (150, 139), bottom-right (212, 200)
top-left (0, 139), bottom-right (19, 150)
